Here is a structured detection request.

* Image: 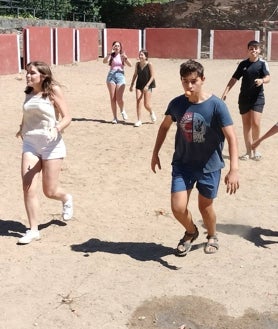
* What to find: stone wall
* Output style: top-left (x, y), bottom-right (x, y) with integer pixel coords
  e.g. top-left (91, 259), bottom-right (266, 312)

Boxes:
top-left (0, 17), bottom-right (105, 34)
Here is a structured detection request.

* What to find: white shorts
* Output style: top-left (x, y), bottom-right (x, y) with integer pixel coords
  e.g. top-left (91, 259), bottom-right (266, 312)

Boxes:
top-left (23, 134), bottom-right (66, 160)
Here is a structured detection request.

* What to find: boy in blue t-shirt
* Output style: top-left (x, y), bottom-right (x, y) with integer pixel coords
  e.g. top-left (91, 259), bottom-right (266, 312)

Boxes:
top-left (151, 59), bottom-right (239, 256)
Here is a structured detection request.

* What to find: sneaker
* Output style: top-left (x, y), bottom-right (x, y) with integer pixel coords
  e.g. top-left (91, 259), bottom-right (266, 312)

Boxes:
top-left (134, 120), bottom-right (142, 127)
top-left (252, 152), bottom-right (262, 161)
top-left (121, 110), bottom-right (128, 121)
top-left (111, 118), bottom-right (118, 124)
top-left (150, 111), bottom-right (157, 122)
top-left (239, 154), bottom-right (250, 161)
top-left (62, 194), bottom-right (73, 221)
top-left (18, 229), bottom-right (40, 244)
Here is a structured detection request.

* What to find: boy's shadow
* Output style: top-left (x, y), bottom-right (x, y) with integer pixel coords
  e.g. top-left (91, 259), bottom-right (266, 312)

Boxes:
top-left (217, 223), bottom-right (278, 248)
top-left (0, 218), bottom-right (66, 238)
top-left (71, 238), bottom-right (179, 270)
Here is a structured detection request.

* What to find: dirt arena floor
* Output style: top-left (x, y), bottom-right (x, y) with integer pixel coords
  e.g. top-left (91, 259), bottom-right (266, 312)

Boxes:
top-left (0, 58), bottom-right (277, 329)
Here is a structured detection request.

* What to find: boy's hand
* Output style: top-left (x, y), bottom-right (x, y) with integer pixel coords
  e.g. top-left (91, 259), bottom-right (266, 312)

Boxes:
top-left (151, 154), bottom-right (161, 173)
top-left (224, 170), bottom-right (239, 194)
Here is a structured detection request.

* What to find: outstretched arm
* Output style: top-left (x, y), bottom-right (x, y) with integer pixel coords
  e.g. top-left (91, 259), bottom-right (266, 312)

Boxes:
top-left (151, 115), bottom-right (173, 173)
top-left (252, 122), bottom-right (278, 149)
top-left (221, 77), bottom-right (237, 101)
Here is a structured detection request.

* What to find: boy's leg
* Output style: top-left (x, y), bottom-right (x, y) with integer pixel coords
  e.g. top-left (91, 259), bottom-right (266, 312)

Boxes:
top-left (198, 194), bottom-right (216, 236)
top-left (198, 194), bottom-right (218, 253)
top-left (171, 190), bottom-right (195, 232)
top-left (171, 190), bottom-right (199, 256)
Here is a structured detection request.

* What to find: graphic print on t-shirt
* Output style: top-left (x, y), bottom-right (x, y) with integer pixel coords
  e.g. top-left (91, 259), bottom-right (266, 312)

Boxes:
top-left (180, 112), bottom-right (206, 143)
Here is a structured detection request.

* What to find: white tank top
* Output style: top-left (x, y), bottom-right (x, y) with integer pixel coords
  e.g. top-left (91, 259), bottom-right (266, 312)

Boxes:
top-left (22, 93), bottom-right (58, 136)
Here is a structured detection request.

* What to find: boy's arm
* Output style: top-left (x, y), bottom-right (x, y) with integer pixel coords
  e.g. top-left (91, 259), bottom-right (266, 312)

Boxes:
top-left (222, 125), bottom-right (239, 194)
top-left (151, 115), bottom-right (173, 173)
top-left (221, 77), bottom-right (237, 101)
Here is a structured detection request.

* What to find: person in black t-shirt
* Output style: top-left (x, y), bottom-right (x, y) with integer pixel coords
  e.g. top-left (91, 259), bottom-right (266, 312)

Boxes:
top-left (222, 40), bottom-right (270, 161)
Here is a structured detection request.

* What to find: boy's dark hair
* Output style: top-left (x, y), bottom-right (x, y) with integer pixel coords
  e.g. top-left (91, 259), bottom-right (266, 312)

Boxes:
top-left (247, 40), bottom-right (260, 48)
top-left (180, 59), bottom-right (204, 78)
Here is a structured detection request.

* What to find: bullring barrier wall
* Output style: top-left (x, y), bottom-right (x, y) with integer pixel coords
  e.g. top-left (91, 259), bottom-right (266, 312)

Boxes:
top-left (1, 27), bottom-right (277, 75)
top-left (210, 30), bottom-right (260, 59)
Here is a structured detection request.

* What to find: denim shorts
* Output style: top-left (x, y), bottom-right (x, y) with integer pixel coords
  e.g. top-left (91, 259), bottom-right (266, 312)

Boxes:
top-left (23, 134), bottom-right (66, 160)
top-left (106, 70), bottom-right (125, 85)
top-left (171, 165), bottom-right (221, 199)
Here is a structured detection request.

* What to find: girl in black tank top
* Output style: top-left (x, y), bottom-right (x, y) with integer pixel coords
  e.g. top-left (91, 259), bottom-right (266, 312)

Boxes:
top-left (129, 50), bottom-right (157, 127)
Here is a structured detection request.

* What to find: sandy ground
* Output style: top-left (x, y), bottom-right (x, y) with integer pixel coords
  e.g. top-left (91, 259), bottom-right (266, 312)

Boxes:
top-left (0, 58), bottom-right (277, 329)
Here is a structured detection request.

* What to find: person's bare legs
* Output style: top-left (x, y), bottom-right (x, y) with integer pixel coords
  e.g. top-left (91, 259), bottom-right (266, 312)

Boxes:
top-left (135, 89), bottom-right (144, 121)
top-left (115, 83), bottom-right (125, 112)
top-left (251, 110), bottom-right (262, 155)
top-left (198, 194), bottom-right (218, 253)
top-left (42, 158), bottom-right (68, 203)
top-left (106, 82), bottom-right (117, 119)
top-left (143, 89), bottom-right (152, 114)
top-left (171, 190), bottom-right (196, 234)
top-left (241, 111), bottom-right (252, 157)
top-left (22, 152), bottom-right (42, 230)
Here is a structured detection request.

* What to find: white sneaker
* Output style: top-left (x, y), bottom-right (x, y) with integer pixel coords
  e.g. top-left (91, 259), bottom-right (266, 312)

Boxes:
top-left (134, 120), bottom-right (142, 127)
top-left (121, 110), bottom-right (128, 121)
top-left (62, 194), bottom-right (73, 221)
top-left (18, 229), bottom-right (40, 244)
top-left (150, 112), bottom-right (157, 122)
top-left (111, 118), bottom-right (118, 124)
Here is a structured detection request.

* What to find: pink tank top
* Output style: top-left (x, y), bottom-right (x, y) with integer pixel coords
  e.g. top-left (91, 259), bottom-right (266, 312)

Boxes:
top-left (111, 53), bottom-right (124, 71)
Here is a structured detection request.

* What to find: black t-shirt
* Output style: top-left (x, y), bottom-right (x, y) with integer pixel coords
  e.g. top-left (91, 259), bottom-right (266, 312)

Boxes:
top-left (232, 58), bottom-right (270, 104)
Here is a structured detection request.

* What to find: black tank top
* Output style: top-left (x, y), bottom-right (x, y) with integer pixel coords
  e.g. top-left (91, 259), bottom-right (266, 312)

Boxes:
top-left (135, 62), bottom-right (156, 90)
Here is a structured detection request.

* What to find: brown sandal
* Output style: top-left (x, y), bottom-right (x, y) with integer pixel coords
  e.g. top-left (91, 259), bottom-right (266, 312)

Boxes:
top-left (204, 235), bottom-right (219, 254)
top-left (176, 224), bottom-right (199, 257)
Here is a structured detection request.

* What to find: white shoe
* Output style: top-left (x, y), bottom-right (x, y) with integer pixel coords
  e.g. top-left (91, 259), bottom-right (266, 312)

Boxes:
top-left (121, 110), bottom-right (128, 121)
top-left (62, 194), bottom-right (73, 221)
top-left (150, 112), bottom-right (157, 122)
top-left (134, 120), bottom-right (142, 127)
top-left (111, 118), bottom-right (118, 124)
top-left (18, 229), bottom-right (40, 244)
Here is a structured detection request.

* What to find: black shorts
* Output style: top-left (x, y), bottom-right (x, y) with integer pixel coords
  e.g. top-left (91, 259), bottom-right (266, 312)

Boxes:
top-left (238, 93), bottom-right (265, 115)
top-left (238, 102), bottom-right (264, 115)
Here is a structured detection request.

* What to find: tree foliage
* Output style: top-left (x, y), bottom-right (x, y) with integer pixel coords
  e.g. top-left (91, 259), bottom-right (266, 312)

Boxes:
top-left (2, 0), bottom-right (170, 24)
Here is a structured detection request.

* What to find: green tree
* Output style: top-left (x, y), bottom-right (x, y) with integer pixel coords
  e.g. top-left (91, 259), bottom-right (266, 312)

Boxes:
top-left (19, 0), bottom-right (72, 19)
top-left (70, 0), bottom-right (100, 21)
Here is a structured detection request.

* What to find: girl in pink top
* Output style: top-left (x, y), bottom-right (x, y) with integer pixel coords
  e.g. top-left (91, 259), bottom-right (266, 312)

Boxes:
top-left (103, 41), bottom-right (132, 124)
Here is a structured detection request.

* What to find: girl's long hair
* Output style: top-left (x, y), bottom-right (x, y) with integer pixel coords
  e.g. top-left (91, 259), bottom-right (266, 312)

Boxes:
top-left (25, 61), bottom-right (61, 119)
top-left (24, 61), bottom-right (61, 98)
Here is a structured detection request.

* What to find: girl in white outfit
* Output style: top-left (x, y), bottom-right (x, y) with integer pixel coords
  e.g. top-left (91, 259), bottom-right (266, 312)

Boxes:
top-left (16, 61), bottom-right (73, 244)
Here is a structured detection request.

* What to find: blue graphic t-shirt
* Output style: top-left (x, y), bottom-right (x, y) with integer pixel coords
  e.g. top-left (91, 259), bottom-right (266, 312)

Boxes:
top-left (165, 94), bottom-right (233, 173)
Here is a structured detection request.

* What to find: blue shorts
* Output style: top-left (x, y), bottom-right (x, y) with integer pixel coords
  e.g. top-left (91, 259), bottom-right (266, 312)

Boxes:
top-left (23, 134), bottom-right (66, 160)
top-left (106, 70), bottom-right (125, 85)
top-left (171, 165), bottom-right (221, 199)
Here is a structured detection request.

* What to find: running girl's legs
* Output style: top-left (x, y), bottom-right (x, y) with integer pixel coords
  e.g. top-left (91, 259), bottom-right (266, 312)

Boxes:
top-left (42, 158), bottom-right (68, 203)
top-left (22, 152), bottom-right (42, 230)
